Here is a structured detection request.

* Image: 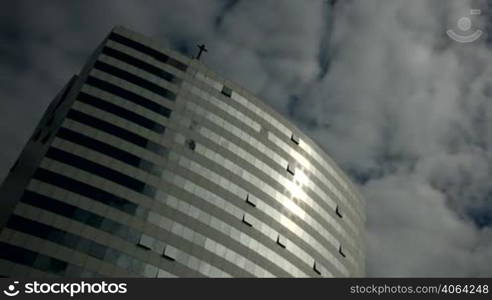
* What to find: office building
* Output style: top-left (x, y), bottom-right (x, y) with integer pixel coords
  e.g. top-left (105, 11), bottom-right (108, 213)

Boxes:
top-left (0, 26), bottom-right (365, 277)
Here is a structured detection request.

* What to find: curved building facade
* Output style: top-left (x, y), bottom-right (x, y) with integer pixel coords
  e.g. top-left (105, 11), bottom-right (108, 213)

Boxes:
top-left (0, 26), bottom-right (365, 277)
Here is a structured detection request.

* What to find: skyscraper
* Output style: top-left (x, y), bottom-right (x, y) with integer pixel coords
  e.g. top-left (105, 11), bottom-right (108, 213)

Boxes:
top-left (0, 26), bottom-right (365, 277)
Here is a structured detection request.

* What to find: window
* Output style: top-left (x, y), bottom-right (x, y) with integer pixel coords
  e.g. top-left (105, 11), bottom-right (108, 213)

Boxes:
top-left (66, 109), bottom-right (168, 156)
top-left (0, 241), bottom-right (37, 267)
top-left (339, 245), bottom-right (346, 258)
top-left (77, 92), bottom-right (166, 134)
top-left (163, 245), bottom-right (177, 261)
top-left (138, 234), bottom-right (155, 250)
top-left (221, 86), bottom-right (232, 97)
top-left (242, 214), bottom-right (253, 227)
top-left (35, 256), bottom-right (68, 274)
top-left (94, 61), bottom-right (176, 101)
top-left (67, 109), bottom-right (146, 146)
top-left (33, 168), bottom-right (138, 215)
top-left (5, 214), bottom-right (128, 272)
top-left (45, 147), bottom-right (148, 194)
top-left (101, 47), bottom-right (181, 85)
top-left (108, 32), bottom-right (188, 72)
top-left (336, 205), bottom-right (343, 218)
top-left (276, 234), bottom-right (286, 249)
top-left (245, 194), bottom-right (257, 207)
top-left (87, 242), bottom-right (106, 259)
top-left (291, 133), bottom-right (300, 145)
top-left (313, 261), bottom-right (322, 275)
top-left (57, 127), bottom-right (141, 168)
top-left (287, 164), bottom-right (295, 176)
top-left (85, 76), bottom-right (172, 118)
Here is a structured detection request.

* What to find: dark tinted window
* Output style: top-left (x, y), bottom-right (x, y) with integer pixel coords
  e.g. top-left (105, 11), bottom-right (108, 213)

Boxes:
top-left (67, 109), bottom-right (146, 146)
top-left (101, 47), bottom-right (181, 85)
top-left (77, 92), bottom-right (166, 134)
top-left (33, 168), bottom-right (138, 214)
top-left (108, 32), bottom-right (188, 72)
top-left (33, 255), bottom-right (68, 274)
top-left (6, 214), bottom-right (152, 275)
top-left (66, 109), bottom-right (168, 156)
top-left (56, 127), bottom-right (165, 177)
top-left (85, 76), bottom-right (171, 118)
top-left (6, 215), bottom-right (109, 261)
top-left (20, 191), bottom-right (141, 245)
top-left (94, 61), bottom-right (176, 101)
top-left (0, 241), bottom-right (37, 266)
top-left (45, 147), bottom-right (149, 194)
top-left (57, 127), bottom-right (139, 166)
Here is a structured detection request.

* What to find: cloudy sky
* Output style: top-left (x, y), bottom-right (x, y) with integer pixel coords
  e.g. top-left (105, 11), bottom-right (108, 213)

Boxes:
top-left (2, 0), bottom-right (492, 277)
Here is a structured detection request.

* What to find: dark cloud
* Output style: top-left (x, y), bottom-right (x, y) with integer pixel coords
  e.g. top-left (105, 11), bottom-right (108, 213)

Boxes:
top-left (1, 0), bottom-right (492, 276)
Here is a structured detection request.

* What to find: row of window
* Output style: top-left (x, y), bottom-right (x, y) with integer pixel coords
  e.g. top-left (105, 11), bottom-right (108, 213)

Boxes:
top-left (33, 168), bottom-right (139, 215)
top-left (142, 206), bottom-right (281, 277)
top-left (45, 147), bottom-right (155, 196)
top-left (185, 86), bottom-right (361, 236)
top-left (56, 127), bottom-right (164, 177)
top-left (66, 109), bottom-right (168, 156)
top-left (4, 215), bottom-right (163, 277)
top-left (30, 169), bottom-right (266, 275)
top-left (34, 141), bottom-right (334, 276)
top-left (93, 60), bottom-right (176, 102)
top-left (144, 185), bottom-right (307, 277)
top-left (45, 125), bottom-right (325, 276)
top-left (171, 150), bottom-right (340, 276)
top-left (18, 190), bottom-right (204, 277)
top-left (179, 90), bottom-right (357, 268)
top-left (184, 82), bottom-right (261, 132)
top-left (101, 46), bottom-right (181, 85)
top-left (108, 32), bottom-right (188, 72)
top-left (77, 92), bottom-right (166, 134)
top-left (44, 127), bottom-right (328, 276)
top-left (180, 102), bottom-right (357, 251)
top-left (74, 80), bottom-right (354, 274)
top-left (268, 132), bottom-right (361, 237)
top-left (173, 149), bottom-right (348, 276)
top-left (35, 148), bottom-right (316, 276)
top-left (192, 72), bottom-right (362, 219)
top-left (18, 186), bottom-right (243, 277)
top-left (20, 191), bottom-right (141, 244)
top-left (85, 76), bottom-right (172, 118)
top-left (0, 241), bottom-right (100, 277)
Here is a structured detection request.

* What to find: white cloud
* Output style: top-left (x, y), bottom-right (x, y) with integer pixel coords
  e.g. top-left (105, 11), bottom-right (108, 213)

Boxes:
top-left (293, 0), bottom-right (492, 276)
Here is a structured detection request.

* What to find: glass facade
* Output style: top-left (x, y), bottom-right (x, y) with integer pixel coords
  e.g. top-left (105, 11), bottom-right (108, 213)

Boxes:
top-left (0, 26), bottom-right (365, 278)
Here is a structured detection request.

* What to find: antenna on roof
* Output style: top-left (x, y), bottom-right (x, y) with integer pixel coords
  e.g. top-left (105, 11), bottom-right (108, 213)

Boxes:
top-left (195, 44), bottom-right (208, 60)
